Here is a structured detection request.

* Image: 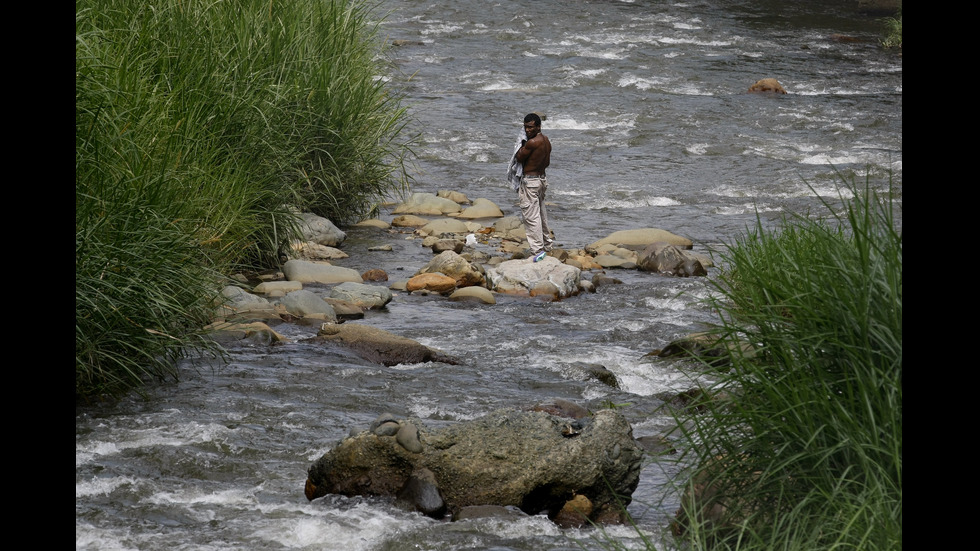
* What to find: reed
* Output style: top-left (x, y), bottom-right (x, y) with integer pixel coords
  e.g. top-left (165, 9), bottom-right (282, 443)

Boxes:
top-left (667, 173), bottom-right (902, 550)
top-left (76, 0), bottom-right (415, 398)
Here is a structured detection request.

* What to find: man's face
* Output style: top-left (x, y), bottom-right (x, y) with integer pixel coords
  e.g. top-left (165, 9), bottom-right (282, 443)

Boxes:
top-left (524, 121), bottom-right (540, 139)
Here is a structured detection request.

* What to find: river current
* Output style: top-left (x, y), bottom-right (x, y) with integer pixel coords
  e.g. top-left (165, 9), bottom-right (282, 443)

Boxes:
top-left (75, 1), bottom-right (902, 550)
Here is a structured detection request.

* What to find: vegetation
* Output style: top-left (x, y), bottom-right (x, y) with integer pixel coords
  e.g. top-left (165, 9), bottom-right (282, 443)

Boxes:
top-left (881, 10), bottom-right (902, 49)
top-left (667, 174), bottom-right (902, 550)
top-left (76, 0), bottom-right (416, 399)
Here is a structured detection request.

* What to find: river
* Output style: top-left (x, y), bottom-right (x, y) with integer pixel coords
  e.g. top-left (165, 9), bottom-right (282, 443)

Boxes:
top-left (75, 1), bottom-right (901, 549)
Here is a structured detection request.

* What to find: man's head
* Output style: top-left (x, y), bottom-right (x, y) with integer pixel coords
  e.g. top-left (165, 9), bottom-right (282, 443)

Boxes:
top-left (523, 113), bottom-right (542, 138)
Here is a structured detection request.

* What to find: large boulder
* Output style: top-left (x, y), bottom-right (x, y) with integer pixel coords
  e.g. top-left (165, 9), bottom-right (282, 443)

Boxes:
top-left (587, 229), bottom-right (693, 251)
top-left (304, 408), bottom-right (643, 526)
top-left (313, 323), bottom-right (460, 366)
top-left (485, 257), bottom-right (581, 300)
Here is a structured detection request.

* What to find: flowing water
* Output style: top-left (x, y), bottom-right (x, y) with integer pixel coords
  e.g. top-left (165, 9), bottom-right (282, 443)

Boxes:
top-left (75, 1), bottom-right (901, 549)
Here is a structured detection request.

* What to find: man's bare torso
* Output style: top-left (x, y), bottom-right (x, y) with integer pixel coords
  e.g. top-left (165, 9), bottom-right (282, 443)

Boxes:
top-left (516, 124), bottom-right (551, 175)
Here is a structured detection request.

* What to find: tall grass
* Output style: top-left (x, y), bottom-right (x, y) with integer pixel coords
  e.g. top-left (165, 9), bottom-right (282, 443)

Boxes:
top-left (76, 0), bottom-right (415, 398)
top-left (668, 174), bottom-right (902, 550)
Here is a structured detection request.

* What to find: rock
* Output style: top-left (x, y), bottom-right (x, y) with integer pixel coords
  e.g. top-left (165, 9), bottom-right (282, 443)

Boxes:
top-left (313, 323), bottom-right (460, 366)
top-left (448, 286), bottom-right (496, 304)
top-left (392, 192), bottom-right (462, 216)
top-left (282, 259), bottom-right (363, 285)
top-left (747, 78), bottom-right (787, 94)
top-left (321, 297), bottom-right (365, 320)
top-left (304, 408), bottom-right (643, 527)
top-left (587, 229), bottom-right (693, 251)
top-left (637, 242), bottom-right (707, 277)
top-left (252, 281), bottom-right (303, 295)
top-left (592, 273), bottom-right (622, 288)
top-left (396, 421), bottom-right (423, 453)
top-left (593, 253), bottom-right (637, 270)
top-left (493, 216), bottom-right (524, 235)
top-left (531, 398), bottom-right (591, 419)
top-left (391, 214), bottom-right (429, 228)
top-left (297, 212), bottom-right (347, 247)
top-left (205, 321), bottom-right (288, 345)
top-left (485, 257), bottom-right (581, 300)
top-left (430, 239), bottom-right (464, 254)
top-left (328, 281), bottom-right (393, 309)
top-left (415, 250), bottom-right (486, 288)
top-left (288, 240), bottom-right (349, 261)
top-left (574, 362), bottom-right (618, 388)
top-left (361, 269), bottom-right (389, 282)
top-left (277, 290), bottom-right (338, 321)
top-left (352, 218), bottom-right (390, 229)
top-left (406, 273), bottom-right (457, 294)
top-left (418, 218), bottom-right (470, 237)
top-left (216, 285), bottom-right (279, 321)
top-left (396, 467), bottom-right (446, 518)
top-left (457, 198), bottom-right (504, 219)
top-left (553, 494), bottom-right (593, 528)
top-left (436, 190), bottom-right (470, 204)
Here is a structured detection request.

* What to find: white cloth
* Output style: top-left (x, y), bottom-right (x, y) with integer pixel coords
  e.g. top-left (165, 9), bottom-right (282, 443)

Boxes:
top-left (506, 129), bottom-right (527, 191)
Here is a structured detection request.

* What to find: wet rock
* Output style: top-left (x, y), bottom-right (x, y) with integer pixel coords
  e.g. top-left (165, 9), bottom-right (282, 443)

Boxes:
top-left (485, 257), bottom-right (580, 299)
top-left (447, 286), bottom-right (496, 304)
top-left (305, 408), bottom-right (642, 527)
top-left (587, 228), bottom-right (693, 251)
top-left (406, 272), bottom-right (457, 294)
top-left (361, 269), bottom-right (388, 282)
top-left (329, 282), bottom-right (393, 309)
top-left (415, 250), bottom-right (486, 288)
top-left (637, 242), bottom-right (707, 277)
top-left (396, 421), bottom-right (423, 453)
top-left (747, 78), bottom-right (787, 94)
top-left (277, 289), bottom-right (338, 321)
top-left (396, 467), bottom-right (446, 518)
top-left (313, 323), bottom-right (460, 366)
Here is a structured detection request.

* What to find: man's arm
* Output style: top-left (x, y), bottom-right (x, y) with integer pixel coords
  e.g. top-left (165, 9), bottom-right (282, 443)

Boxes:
top-left (515, 136), bottom-right (537, 163)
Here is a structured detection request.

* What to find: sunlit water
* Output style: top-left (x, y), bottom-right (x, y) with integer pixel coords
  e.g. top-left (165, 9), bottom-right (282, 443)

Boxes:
top-left (76, 1), bottom-right (901, 549)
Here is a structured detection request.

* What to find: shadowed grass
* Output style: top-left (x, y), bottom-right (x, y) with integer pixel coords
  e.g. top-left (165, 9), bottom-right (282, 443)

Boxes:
top-left (666, 173), bottom-right (902, 550)
top-left (76, 0), bottom-right (415, 399)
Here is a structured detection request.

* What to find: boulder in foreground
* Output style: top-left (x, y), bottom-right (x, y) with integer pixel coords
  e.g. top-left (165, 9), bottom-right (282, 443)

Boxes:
top-left (305, 408), bottom-right (643, 527)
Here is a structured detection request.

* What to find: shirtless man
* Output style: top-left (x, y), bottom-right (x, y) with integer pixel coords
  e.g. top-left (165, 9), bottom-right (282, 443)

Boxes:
top-left (514, 113), bottom-right (554, 262)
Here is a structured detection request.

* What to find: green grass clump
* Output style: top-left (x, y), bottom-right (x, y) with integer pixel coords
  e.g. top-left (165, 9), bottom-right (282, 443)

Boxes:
top-left (881, 12), bottom-right (902, 49)
top-left (76, 0), bottom-right (415, 399)
top-left (669, 174), bottom-right (902, 550)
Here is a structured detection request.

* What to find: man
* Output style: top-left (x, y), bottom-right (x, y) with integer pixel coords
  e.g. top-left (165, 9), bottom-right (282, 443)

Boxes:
top-left (513, 113), bottom-right (554, 262)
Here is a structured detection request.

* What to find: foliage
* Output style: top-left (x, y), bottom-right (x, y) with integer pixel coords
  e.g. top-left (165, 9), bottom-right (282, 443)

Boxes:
top-left (667, 173), bottom-right (902, 550)
top-left (881, 12), bottom-right (902, 49)
top-left (76, 0), bottom-right (416, 398)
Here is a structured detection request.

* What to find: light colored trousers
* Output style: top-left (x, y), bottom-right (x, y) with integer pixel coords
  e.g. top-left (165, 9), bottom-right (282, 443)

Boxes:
top-left (519, 175), bottom-right (554, 255)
